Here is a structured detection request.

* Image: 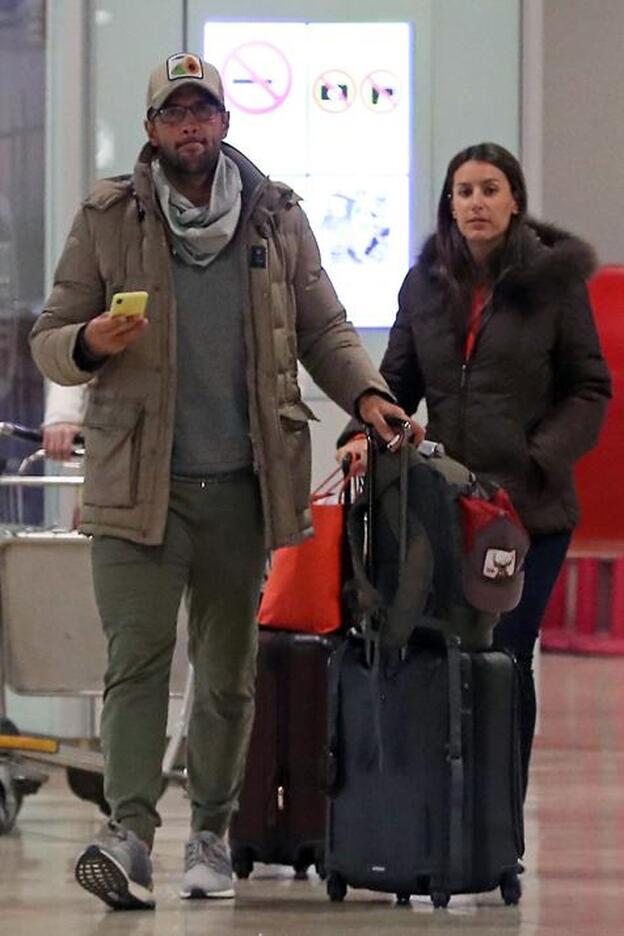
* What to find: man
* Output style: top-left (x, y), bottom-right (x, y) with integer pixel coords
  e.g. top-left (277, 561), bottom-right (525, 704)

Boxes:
top-left (30, 53), bottom-right (419, 911)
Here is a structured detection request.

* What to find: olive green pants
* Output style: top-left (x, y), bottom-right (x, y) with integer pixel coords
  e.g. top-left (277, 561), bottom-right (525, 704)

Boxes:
top-left (92, 473), bottom-right (265, 849)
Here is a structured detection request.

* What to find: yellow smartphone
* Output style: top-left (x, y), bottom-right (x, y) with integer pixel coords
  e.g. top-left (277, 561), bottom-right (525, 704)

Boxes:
top-left (109, 291), bottom-right (148, 317)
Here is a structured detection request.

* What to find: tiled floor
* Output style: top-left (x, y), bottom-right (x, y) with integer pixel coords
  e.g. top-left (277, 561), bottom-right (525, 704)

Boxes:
top-left (2, 652), bottom-right (624, 935)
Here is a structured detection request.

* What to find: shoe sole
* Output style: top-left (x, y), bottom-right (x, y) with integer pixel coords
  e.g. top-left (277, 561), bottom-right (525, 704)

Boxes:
top-left (180, 886), bottom-right (235, 900)
top-left (75, 844), bottom-right (155, 910)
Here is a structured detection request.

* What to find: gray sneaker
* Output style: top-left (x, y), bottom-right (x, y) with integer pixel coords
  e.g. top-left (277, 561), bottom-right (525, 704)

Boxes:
top-left (74, 820), bottom-right (155, 910)
top-left (180, 831), bottom-right (235, 899)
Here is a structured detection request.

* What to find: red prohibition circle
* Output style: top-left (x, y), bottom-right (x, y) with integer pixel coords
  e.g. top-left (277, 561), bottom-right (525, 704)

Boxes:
top-left (222, 41), bottom-right (293, 114)
top-left (361, 70), bottom-right (400, 112)
top-left (313, 69), bottom-right (355, 113)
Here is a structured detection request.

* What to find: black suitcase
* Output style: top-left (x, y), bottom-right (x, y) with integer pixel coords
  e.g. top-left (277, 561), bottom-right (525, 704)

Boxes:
top-left (324, 429), bottom-right (524, 907)
top-left (230, 629), bottom-right (335, 879)
top-left (324, 627), bottom-right (524, 907)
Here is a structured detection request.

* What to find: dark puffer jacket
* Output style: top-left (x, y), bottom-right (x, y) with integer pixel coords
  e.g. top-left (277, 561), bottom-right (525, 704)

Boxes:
top-left (374, 221), bottom-right (612, 535)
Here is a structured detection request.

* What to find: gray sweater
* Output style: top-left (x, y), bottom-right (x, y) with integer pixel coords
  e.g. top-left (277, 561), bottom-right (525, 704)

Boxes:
top-left (170, 235), bottom-right (252, 476)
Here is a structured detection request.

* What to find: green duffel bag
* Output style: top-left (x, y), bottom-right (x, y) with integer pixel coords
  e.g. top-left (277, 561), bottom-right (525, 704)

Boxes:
top-left (347, 440), bottom-right (529, 652)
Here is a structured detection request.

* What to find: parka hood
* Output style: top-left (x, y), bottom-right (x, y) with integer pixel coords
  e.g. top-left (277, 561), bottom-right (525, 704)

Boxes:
top-left (497, 219), bottom-right (598, 306)
top-left (416, 218), bottom-right (598, 308)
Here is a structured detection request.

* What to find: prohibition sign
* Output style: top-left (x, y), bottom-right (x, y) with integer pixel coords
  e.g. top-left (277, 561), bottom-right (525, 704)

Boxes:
top-left (362, 70), bottom-right (400, 112)
top-left (313, 69), bottom-right (355, 113)
top-left (222, 41), bottom-right (292, 114)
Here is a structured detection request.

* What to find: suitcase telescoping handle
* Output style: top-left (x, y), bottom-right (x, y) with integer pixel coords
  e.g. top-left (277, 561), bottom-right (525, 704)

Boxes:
top-left (385, 417), bottom-right (414, 453)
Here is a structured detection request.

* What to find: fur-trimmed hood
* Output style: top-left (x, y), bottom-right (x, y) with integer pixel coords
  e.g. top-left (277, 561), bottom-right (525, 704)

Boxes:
top-left (416, 218), bottom-right (598, 308)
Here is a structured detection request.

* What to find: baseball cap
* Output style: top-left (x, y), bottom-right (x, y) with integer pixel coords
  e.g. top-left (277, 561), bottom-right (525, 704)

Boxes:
top-left (460, 489), bottom-right (530, 614)
top-left (146, 52), bottom-right (225, 114)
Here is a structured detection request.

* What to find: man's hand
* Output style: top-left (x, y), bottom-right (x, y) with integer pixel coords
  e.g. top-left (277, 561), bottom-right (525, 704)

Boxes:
top-left (43, 422), bottom-right (82, 461)
top-left (356, 392), bottom-right (425, 450)
top-left (84, 312), bottom-right (148, 358)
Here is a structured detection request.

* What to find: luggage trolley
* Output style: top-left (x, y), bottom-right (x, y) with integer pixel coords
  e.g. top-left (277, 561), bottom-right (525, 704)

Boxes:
top-left (0, 421), bottom-right (192, 832)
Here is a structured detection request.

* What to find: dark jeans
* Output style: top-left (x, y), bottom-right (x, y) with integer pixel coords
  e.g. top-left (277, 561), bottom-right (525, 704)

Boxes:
top-left (491, 530), bottom-right (572, 797)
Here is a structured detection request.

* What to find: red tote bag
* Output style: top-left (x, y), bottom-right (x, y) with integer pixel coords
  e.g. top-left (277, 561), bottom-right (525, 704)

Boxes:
top-left (258, 468), bottom-right (347, 634)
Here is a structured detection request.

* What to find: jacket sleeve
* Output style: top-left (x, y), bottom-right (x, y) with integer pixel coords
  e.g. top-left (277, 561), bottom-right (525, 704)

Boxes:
top-left (290, 206), bottom-right (392, 417)
top-left (29, 207), bottom-right (107, 386)
top-left (379, 268), bottom-right (427, 415)
top-left (42, 381), bottom-right (89, 426)
top-left (528, 281), bottom-right (612, 485)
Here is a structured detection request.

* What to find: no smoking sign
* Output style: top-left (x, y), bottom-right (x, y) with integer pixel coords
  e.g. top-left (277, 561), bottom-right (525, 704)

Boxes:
top-left (222, 41), bottom-right (292, 114)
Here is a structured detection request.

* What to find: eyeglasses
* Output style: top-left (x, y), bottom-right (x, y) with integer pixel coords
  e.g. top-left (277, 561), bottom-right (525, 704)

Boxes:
top-left (152, 102), bottom-right (225, 125)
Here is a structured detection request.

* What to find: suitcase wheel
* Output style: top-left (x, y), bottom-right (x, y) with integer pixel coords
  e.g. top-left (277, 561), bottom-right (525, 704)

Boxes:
top-left (396, 892), bottom-right (411, 906)
top-left (500, 870), bottom-right (522, 906)
top-left (327, 873), bottom-right (347, 902)
top-left (232, 849), bottom-right (254, 880)
top-left (293, 852), bottom-right (312, 880)
top-left (430, 889), bottom-right (451, 909)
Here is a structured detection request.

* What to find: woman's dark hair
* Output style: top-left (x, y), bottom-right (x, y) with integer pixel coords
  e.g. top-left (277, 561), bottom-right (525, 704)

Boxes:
top-left (436, 142), bottom-right (528, 294)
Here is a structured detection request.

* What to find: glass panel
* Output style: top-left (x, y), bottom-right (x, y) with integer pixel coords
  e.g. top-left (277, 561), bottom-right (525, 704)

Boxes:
top-left (0, 0), bottom-right (45, 523)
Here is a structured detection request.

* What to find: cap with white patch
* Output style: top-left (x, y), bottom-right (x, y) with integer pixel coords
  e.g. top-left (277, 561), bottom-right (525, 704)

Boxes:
top-left (146, 53), bottom-right (224, 114)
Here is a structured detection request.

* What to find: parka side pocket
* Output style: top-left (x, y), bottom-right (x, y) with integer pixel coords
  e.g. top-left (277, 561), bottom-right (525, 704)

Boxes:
top-left (278, 400), bottom-right (317, 517)
top-left (82, 399), bottom-right (144, 508)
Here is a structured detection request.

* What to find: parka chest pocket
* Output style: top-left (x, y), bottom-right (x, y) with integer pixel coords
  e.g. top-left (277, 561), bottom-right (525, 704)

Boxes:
top-left (82, 399), bottom-right (144, 508)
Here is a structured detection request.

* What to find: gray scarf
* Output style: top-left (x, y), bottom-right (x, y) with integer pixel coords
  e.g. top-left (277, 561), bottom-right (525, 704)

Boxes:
top-left (152, 152), bottom-right (242, 267)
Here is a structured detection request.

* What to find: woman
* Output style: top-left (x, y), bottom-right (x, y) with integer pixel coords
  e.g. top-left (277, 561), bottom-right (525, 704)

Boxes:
top-left (338, 142), bottom-right (611, 796)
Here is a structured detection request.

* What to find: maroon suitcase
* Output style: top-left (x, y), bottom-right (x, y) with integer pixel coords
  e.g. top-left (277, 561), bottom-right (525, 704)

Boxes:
top-left (230, 629), bottom-right (336, 878)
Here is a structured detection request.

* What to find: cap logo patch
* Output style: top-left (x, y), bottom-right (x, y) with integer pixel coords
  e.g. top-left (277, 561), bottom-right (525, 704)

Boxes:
top-left (166, 53), bottom-right (204, 81)
top-left (482, 548), bottom-right (517, 580)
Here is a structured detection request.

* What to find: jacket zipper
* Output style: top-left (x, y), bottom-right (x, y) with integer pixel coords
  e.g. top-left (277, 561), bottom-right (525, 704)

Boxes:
top-left (458, 295), bottom-right (495, 461)
top-left (239, 179), bottom-right (272, 494)
top-left (245, 187), bottom-right (301, 539)
top-left (459, 360), bottom-right (470, 461)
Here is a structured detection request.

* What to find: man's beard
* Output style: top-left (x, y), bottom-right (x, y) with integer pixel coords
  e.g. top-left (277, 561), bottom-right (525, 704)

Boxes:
top-left (158, 143), bottom-right (219, 178)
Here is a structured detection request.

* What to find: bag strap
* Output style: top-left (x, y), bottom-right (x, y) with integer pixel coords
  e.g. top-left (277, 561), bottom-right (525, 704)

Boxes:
top-left (346, 492), bottom-right (386, 612)
top-left (311, 465), bottom-right (349, 503)
top-left (399, 442), bottom-right (408, 566)
top-left (370, 634), bottom-right (385, 772)
top-left (347, 445), bottom-right (434, 649)
top-left (446, 636), bottom-right (465, 890)
top-left (326, 639), bottom-right (350, 794)
top-left (381, 484), bottom-right (435, 646)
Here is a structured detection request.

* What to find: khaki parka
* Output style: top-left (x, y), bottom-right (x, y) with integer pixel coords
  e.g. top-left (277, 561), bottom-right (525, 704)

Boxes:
top-left (30, 143), bottom-right (390, 547)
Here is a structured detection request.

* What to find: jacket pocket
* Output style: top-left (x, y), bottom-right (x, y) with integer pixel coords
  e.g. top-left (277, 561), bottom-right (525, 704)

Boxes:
top-left (278, 400), bottom-right (316, 516)
top-left (82, 398), bottom-right (144, 508)
top-left (279, 399), bottom-right (317, 427)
